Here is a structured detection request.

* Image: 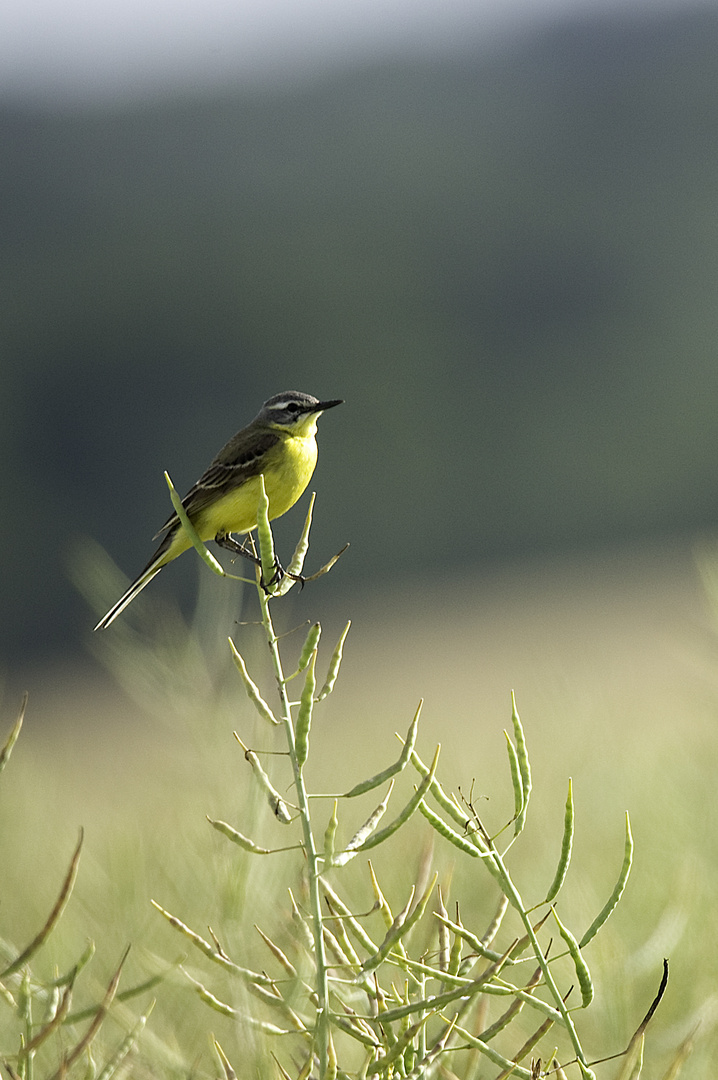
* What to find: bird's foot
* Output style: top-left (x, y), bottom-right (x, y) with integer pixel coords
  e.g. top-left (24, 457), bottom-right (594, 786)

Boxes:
top-left (215, 533), bottom-right (305, 591)
top-left (262, 557), bottom-right (306, 592)
top-left (215, 532), bottom-right (260, 565)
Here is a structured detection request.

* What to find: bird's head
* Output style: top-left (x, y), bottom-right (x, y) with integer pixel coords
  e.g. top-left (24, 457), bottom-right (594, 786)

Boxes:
top-left (257, 391), bottom-right (343, 435)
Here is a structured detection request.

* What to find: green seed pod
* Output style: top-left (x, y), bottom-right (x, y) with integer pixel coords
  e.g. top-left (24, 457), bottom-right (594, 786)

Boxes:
top-left (285, 493), bottom-right (315, 579)
top-left (326, 1031), bottom-right (338, 1080)
top-left (255, 474), bottom-right (277, 590)
top-left (344, 746), bottom-right (441, 858)
top-left (418, 800), bottom-right (482, 858)
top-left (510, 690), bottom-right (531, 835)
top-left (553, 907), bottom-right (594, 1008)
top-left (165, 471), bottom-right (224, 575)
top-left (505, 730), bottom-right (524, 831)
top-left (437, 886), bottom-right (450, 973)
top-left (317, 621), bottom-right (351, 700)
top-left (294, 649), bottom-right (317, 768)
top-left (288, 889), bottom-right (316, 954)
top-left (242, 745), bottom-right (293, 825)
top-left (361, 873), bottom-right (438, 976)
top-left (343, 701), bottom-right (422, 798)
top-left (228, 638), bottom-right (279, 726)
top-left (545, 778), bottom-right (574, 904)
top-left (298, 623), bottom-right (322, 672)
top-left (207, 817), bottom-right (275, 854)
top-left (579, 812), bottom-right (633, 948)
top-left (255, 925), bottom-right (297, 978)
top-left (323, 799), bottom-right (339, 867)
top-left (448, 924), bottom-right (464, 977)
top-left (333, 781), bottom-right (395, 866)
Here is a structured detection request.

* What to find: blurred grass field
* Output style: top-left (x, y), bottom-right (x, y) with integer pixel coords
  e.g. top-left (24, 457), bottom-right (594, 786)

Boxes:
top-left (2, 536), bottom-right (718, 1076)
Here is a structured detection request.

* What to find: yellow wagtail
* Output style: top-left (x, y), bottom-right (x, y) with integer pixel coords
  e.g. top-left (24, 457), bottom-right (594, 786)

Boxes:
top-left (94, 391), bottom-right (343, 630)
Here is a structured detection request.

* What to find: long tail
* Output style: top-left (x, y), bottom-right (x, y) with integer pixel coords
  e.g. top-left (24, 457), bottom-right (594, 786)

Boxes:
top-left (93, 557), bottom-right (165, 631)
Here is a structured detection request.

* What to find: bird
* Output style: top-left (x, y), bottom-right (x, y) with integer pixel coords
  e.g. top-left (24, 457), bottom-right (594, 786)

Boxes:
top-left (94, 391), bottom-right (343, 630)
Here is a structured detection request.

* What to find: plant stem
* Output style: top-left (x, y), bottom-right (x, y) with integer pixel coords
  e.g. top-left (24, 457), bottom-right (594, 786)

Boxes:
top-left (488, 847), bottom-right (595, 1079)
top-left (256, 579), bottom-right (330, 1078)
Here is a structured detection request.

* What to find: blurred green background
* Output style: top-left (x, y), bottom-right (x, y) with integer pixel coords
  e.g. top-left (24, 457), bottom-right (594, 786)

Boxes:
top-left (4, 543), bottom-right (718, 1075)
top-left (4, 5), bottom-right (718, 662)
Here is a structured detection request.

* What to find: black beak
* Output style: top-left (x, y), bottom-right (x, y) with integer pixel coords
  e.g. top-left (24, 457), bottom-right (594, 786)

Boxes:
top-left (317, 399), bottom-right (344, 411)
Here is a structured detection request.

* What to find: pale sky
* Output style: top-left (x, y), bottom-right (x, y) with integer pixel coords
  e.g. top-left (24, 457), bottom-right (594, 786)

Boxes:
top-left (0, 0), bottom-right (710, 103)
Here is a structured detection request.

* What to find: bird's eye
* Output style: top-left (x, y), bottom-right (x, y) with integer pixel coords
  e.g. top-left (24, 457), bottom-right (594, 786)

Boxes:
top-left (286, 402), bottom-right (300, 413)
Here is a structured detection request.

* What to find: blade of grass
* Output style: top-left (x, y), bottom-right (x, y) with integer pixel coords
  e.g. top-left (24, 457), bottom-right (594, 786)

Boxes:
top-left (2, 830), bottom-right (83, 978)
top-left (0, 694), bottom-right (26, 776)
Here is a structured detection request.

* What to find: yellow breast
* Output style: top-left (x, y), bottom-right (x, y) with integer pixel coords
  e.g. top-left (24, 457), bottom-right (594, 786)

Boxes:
top-left (263, 431), bottom-right (319, 520)
top-left (190, 430), bottom-right (318, 544)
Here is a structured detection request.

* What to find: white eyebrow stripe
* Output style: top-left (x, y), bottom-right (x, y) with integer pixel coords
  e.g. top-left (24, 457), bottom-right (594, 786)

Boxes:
top-left (267, 398), bottom-right (317, 412)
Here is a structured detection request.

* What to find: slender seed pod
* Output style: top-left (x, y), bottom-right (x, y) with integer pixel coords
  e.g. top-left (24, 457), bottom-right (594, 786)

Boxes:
top-left (322, 878), bottom-right (378, 957)
top-left (294, 649), bottom-right (317, 769)
top-left (298, 622), bottom-right (322, 672)
top-left (407, 749), bottom-right (475, 835)
top-left (337, 747), bottom-right (440, 863)
top-left (553, 908), bottom-right (594, 1008)
top-left (285, 493), bottom-right (315, 579)
top-left (368, 861), bottom-right (395, 930)
top-left (417, 801), bottom-right (484, 859)
top-left (504, 731), bottom-right (524, 830)
top-left (255, 474), bottom-right (277, 590)
top-left (323, 800), bottom-right (339, 867)
top-left (326, 1031), bottom-right (338, 1080)
top-left (234, 736), bottom-right (293, 824)
top-left (0, 692), bottom-right (26, 775)
top-left (317, 621), bottom-right (351, 700)
top-left (510, 691), bottom-right (531, 835)
top-left (228, 639), bottom-right (279, 725)
top-left (164, 471), bottom-right (225, 576)
top-left (579, 812), bottom-right (633, 948)
top-left (361, 873), bottom-right (438, 976)
top-left (213, 1039), bottom-right (238, 1080)
top-left (436, 885), bottom-right (450, 973)
top-left (343, 701), bottom-right (422, 798)
top-left (478, 964), bottom-right (542, 1042)
top-left (345, 782), bottom-right (395, 851)
top-left (151, 901), bottom-right (273, 981)
top-left (255, 925), bottom-right (297, 979)
top-left (428, 1024), bottom-right (533, 1077)
top-left (433, 912), bottom-right (503, 964)
top-left (447, 919), bottom-right (464, 978)
top-left (324, 897), bottom-right (362, 969)
top-left (482, 894), bottom-right (510, 950)
top-left (208, 816), bottom-right (295, 855)
top-left (288, 889), bottom-right (316, 954)
top-left (95, 1003), bottom-right (153, 1079)
top-left (2, 830), bottom-right (84, 979)
top-left (544, 779), bottom-right (574, 904)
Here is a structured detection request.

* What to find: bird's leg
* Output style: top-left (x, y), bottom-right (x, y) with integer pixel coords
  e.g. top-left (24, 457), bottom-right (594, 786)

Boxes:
top-left (215, 532), bottom-right (305, 591)
top-left (215, 532), bottom-right (261, 565)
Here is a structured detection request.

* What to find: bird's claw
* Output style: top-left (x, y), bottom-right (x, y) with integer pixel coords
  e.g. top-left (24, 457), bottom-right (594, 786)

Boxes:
top-left (261, 558), bottom-right (306, 593)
